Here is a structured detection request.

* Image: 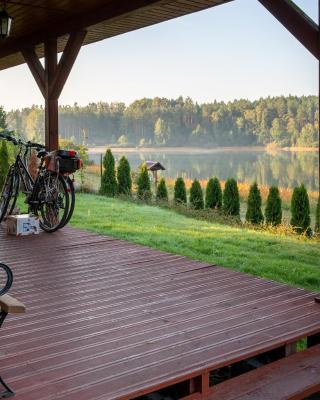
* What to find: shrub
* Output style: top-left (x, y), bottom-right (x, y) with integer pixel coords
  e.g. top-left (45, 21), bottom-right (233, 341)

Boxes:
top-left (205, 177), bottom-right (222, 209)
top-left (315, 196), bottom-right (320, 233)
top-left (0, 140), bottom-right (9, 190)
top-left (117, 156), bottom-right (132, 196)
top-left (137, 163), bottom-right (151, 201)
top-left (223, 178), bottom-right (240, 217)
top-left (246, 182), bottom-right (264, 224)
top-left (265, 186), bottom-right (282, 226)
top-left (100, 149), bottom-right (117, 196)
top-left (189, 179), bottom-right (204, 210)
top-left (174, 177), bottom-right (187, 204)
top-left (290, 184), bottom-right (311, 234)
top-left (156, 177), bottom-right (168, 201)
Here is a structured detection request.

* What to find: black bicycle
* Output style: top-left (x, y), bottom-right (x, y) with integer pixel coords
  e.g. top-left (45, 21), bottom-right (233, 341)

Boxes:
top-left (0, 131), bottom-right (78, 232)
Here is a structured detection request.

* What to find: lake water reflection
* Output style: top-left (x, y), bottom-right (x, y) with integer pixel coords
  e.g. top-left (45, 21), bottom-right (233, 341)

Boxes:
top-left (89, 149), bottom-right (319, 191)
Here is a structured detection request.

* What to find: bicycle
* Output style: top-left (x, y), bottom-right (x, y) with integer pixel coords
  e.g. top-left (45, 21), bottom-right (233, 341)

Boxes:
top-left (0, 131), bottom-right (78, 233)
top-left (0, 263), bottom-right (13, 297)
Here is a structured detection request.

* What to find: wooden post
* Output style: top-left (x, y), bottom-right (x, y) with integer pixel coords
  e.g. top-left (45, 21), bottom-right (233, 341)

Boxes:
top-left (22, 31), bottom-right (86, 150)
top-left (153, 170), bottom-right (158, 192)
top-left (45, 37), bottom-right (58, 151)
top-left (318, 0), bottom-right (320, 196)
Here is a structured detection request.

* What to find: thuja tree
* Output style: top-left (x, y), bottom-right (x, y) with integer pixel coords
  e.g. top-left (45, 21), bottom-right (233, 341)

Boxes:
top-left (174, 177), bottom-right (187, 205)
top-left (290, 184), bottom-right (311, 234)
top-left (117, 155), bottom-right (132, 196)
top-left (246, 182), bottom-right (264, 224)
top-left (100, 148), bottom-right (117, 196)
top-left (223, 178), bottom-right (240, 217)
top-left (315, 196), bottom-right (320, 233)
top-left (189, 179), bottom-right (204, 210)
top-left (0, 140), bottom-right (9, 190)
top-left (137, 163), bottom-right (151, 201)
top-left (205, 177), bottom-right (222, 209)
top-left (156, 178), bottom-right (168, 201)
top-left (265, 186), bottom-right (282, 226)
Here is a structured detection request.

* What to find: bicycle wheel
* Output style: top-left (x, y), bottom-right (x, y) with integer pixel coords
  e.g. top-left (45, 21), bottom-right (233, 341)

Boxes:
top-left (59, 176), bottom-right (75, 228)
top-left (0, 168), bottom-right (14, 223)
top-left (32, 172), bottom-right (70, 233)
top-left (7, 173), bottom-right (20, 216)
top-left (0, 263), bottom-right (13, 296)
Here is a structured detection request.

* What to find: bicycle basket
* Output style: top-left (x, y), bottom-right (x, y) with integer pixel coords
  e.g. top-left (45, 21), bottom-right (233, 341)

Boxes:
top-left (45, 150), bottom-right (82, 174)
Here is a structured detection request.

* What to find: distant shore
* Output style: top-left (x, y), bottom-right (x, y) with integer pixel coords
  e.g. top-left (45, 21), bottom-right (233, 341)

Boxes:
top-left (88, 146), bottom-right (317, 154)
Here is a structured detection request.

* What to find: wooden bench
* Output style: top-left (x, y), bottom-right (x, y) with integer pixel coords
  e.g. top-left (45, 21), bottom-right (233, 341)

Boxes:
top-left (205, 344), bottom-right (320, 400)
top-left (0, 294), bottom-right (26, 398)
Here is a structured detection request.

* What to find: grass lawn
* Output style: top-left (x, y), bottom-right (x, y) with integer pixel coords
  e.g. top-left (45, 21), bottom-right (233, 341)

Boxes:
top-left (70, 193), bottom-right (320, 292)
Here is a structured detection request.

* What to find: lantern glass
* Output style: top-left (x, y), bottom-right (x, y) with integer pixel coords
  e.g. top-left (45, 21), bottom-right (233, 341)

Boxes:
top-left (0, 9), bottom-right (12, 38)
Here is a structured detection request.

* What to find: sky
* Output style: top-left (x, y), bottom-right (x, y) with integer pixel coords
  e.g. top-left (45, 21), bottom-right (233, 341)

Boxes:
top-left (0, 0), bottom-right (317, 110)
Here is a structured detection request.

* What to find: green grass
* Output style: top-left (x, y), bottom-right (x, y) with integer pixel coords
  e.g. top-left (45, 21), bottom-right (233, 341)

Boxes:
top-left (70, 193), bottom-right (320, 292)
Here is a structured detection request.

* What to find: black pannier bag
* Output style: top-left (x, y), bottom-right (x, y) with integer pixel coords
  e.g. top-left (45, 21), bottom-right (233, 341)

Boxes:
top-left (45, 150), bottom-right (82, 174)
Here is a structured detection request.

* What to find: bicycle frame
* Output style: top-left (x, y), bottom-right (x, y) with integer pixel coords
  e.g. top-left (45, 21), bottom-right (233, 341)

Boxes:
top-left (13, 153), bottom-right (34, 196)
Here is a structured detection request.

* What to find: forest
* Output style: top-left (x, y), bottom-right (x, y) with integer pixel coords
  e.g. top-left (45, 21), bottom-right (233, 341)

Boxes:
top-left (4, 95), bottom-right (319, 148)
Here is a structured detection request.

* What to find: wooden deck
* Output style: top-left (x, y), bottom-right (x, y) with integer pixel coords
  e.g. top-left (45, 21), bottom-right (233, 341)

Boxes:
top-left (0, 226), bottom-right (320, 400)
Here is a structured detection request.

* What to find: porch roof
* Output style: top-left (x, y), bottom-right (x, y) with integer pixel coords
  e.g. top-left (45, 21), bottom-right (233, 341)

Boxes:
top-left (0, 0), bottom-right (232, 71)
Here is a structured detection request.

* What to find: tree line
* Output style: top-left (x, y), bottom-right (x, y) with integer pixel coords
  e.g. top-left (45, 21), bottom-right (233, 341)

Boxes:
top-left (99, 149), bottom-right (320, 235)
top-left (4, 95), bottom-right (319, 148)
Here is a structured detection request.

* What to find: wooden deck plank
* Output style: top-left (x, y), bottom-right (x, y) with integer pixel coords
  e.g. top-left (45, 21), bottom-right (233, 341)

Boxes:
top-left (0, 226), bottom-right (319, 400)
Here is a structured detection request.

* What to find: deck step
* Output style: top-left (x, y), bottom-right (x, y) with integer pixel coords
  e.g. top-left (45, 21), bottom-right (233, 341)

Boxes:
top-left (207, 344), bottom-right (320, 400)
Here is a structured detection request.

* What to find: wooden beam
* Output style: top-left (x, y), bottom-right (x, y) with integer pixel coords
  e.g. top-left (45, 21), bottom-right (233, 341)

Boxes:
top-left (21, 47), bottom-right (45, 97)
top-left (50, 30), bottom-right (86, 100)
top-left (21, 31), bottom-right (85, 150)
top-left (45, 37), bottom-right (58, 151)
top-left (258, 0), bottom-right (319, 59)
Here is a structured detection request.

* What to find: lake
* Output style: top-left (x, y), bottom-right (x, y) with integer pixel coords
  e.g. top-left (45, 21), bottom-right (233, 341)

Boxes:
top-left (88, 148), bottom-right (319, 191)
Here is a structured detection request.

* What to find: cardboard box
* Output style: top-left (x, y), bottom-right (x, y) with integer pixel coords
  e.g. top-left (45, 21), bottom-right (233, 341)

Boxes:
top-left (6, 215), bottom-right (40, 236)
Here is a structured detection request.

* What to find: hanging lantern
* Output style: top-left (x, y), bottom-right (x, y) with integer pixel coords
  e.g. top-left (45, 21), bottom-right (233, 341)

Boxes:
top-left (0, 3), bottom-right (12, 39)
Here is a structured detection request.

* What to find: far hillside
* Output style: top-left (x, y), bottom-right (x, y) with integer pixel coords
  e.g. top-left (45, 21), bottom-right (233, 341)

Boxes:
top-left (5, 95), bottom-right (318, 148)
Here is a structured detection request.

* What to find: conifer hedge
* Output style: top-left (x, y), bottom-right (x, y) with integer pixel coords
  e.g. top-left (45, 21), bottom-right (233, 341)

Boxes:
top-left (290, 184), bottom-right (311, 234)
top-left (245, 182), bottom-right (264, 224)
top-left (189, 179), bottom-right (204, 210)
top-left (265, 186), bottom-right (282, 226)
top-left (100, 149), bottom-right (117, 196)
top-left (117, 156), bottom-right (132, 196)
top-left (137, 164), bottom-right (152, 201)
top-left (205, 177), bottom-right (222, 209)
top-left (156, 178), bottom-right (168, 201)
top-left (174, 177), bottom-right (187, 205)
top-left (223, 178), bottom-right (240, 217)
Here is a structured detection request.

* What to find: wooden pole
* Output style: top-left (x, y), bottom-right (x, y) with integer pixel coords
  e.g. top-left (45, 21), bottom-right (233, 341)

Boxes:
top-left (318, 0), bottom-right (320, 196)
top-left (44, 37), bottom-right (58, 151)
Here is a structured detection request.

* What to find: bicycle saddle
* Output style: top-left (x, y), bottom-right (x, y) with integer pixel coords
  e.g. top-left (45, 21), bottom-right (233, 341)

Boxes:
top-left (37, 149), bottom-right (48, 159)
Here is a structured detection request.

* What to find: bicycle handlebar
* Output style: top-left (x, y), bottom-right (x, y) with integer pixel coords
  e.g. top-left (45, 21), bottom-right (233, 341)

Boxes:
top-left (27, 141), bottom-right (46, 150)
top-left (0, 130), bottom-right (45, 150)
